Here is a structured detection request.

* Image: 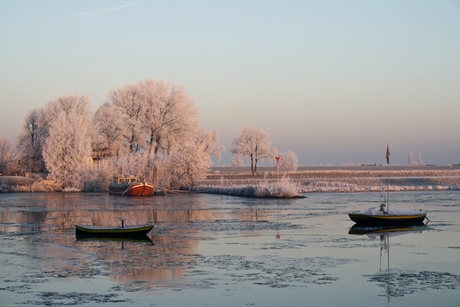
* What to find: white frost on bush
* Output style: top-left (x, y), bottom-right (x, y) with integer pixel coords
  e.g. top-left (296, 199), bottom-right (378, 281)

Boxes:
top-left (298, 180), bottom-right (458, 193)
top-left (341, 162), bottom-right (361, 167)
top-left (278, 151), bottom-right (298, 173)
top-left (193, 177), bottom-right (300, 198)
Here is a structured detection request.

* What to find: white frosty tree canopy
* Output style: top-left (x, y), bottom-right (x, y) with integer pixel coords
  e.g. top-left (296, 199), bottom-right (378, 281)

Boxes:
top-left (278, 151), bottom-right (299, 173)
top-left (230, 126), bottom-right (277, 175)
top-left (43, 109), bottom-right (92, 188)
top-left (6, 79), bottom-right (302, 191)
top-left (8, 79), bottom-right (228, 190)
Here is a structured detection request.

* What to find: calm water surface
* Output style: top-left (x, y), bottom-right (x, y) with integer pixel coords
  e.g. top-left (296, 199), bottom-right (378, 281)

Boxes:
top-left (0, 191), bottom-right (459, 306)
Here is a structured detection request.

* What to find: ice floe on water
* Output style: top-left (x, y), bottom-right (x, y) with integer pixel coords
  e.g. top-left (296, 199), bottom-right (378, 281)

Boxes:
top-left (190, 254), bottom-right (355, 289)
top-left (366, 270), bottom-right (460, 297)
top-left (1, 191), bottom-right (459, 306)
top-left (21, 292), bottom-right (131, 306)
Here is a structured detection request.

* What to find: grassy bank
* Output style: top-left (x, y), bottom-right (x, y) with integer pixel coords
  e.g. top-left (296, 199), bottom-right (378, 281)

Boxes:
top-left (199, 169), bottom-right (460, 193)
top-left (2, 168), bottom-right (460, 195)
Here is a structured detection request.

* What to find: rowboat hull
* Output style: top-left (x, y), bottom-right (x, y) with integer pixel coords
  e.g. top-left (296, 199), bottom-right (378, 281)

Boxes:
top-left (108, 182), bottom-right (154, 196)
top-left (76, 236), bottom-right (153, 244)
top-left (348, 213), bottom-right (427, 226)
top-left (75, 224), bottom-right (154, 238)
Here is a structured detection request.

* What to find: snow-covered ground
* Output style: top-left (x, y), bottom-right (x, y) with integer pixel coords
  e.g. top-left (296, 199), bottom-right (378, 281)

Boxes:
top-left (193, 177), bottom-right (300, 198)
top-left (0, 177), bottom-right (62, 192)
top-left (199, 169), bottom-right (460, 194)
top-left (2, 169), bottom-right (460, 195)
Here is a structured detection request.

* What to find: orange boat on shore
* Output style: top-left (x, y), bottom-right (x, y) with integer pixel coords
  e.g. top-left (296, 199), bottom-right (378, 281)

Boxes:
top-left (108, 175), bottom-right (154, 196)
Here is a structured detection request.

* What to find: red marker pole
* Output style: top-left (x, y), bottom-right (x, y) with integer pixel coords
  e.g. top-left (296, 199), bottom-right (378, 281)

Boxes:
top-left (276, 156), bottom-right (280, 191)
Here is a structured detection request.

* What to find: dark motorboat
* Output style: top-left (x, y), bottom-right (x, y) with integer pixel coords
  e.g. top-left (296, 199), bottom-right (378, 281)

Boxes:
top-left (348, 208), bottom-right (427, 226)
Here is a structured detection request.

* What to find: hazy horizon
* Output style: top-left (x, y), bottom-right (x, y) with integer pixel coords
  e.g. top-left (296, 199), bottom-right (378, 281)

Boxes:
top-left (1, 1), bottom-right (459, 166)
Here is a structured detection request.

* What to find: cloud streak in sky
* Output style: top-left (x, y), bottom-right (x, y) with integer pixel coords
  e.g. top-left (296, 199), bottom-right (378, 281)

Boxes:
top-left (73, 0), bottom-right (147, 18)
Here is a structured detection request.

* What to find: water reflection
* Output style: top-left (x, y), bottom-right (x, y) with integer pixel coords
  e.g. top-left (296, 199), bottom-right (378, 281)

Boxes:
top-left (349, 225), bottom-right (460, 299)
top-left (2, 191), bottom-right (459, 306)
top-left (76, 236), bottom-right (154, 246)
top-left (348, 225), bottom-right (424, 237)
top-left (348, 225), bottom-right (424, 269)
top-left (74, 234), bottom-right (187, 286)
top-left (0, 209), bottom-right (223, 231)
top-left (0, 193), bottom-right (283, 291)
top-left (349, 226), bottom-right (424, 301)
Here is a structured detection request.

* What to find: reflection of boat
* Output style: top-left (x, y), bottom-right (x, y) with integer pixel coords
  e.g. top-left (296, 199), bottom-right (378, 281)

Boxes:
top-left (76, 236), bottom-right (153, 244)
top-left (349, 225), bottom-right (423, 300)
top-left (349, 225), bottom-right (424, 271)
top-left (75, 221), bottom-right (154, 238)
top-left (348, 144), bottom-right (428, 226)
top-left (108, 175), bottom-right (154, 196)
top-left (348, 225), bottom-right (423, 236)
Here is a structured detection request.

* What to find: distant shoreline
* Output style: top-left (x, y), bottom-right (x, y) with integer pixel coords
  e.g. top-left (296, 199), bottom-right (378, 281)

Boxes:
top-left (210, 164), bottom-right (460, 174)
top-left (2, 165), bottom-right (460, 194)
top-left (203, 166), bottom-right (460, 193)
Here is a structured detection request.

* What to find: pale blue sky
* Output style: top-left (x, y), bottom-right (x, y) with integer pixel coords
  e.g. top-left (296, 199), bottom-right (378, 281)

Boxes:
top-left (1, 0), bottom-right (459, 166)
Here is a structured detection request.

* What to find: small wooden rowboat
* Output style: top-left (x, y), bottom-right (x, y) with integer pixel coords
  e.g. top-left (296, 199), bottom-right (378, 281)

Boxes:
top-left (75, 223), bottom-right (153, 238)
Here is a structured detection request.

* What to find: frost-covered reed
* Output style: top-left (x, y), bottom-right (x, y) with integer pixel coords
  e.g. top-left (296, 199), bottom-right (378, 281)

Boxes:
top-left (299, 180), bottom-right (458, 193)
top-left (193, 177), bottom-right (300, 198)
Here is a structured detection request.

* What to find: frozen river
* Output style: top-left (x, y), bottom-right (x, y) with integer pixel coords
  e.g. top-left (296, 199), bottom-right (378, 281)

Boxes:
top-left (1, 191), bottom-right (459, 306)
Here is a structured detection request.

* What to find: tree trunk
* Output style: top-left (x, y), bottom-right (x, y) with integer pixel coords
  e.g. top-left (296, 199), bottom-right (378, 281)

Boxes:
top-left (187, 164), bottom-right (193, 187)
top-left (129, 141), bottom-right (133, 155)
top-left (129, 130), bottom-right (135, 154)
top-left (148, 131), bottom-right (154, 155)
top-left (151, 138), bottom-right (160, 189)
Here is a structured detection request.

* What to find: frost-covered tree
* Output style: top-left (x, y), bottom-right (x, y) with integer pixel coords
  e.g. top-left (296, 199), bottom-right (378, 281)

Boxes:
top-left (16, 109), bottom-right (46, 173)
top-left (43, 94), bottom-right (92, 134)
top-left (278, 151), bottom-right (298, 173)
top-left (167, 128), bottom-right (224, 188)
top-left (139, 79), bottom-right (199, 155)
top-left (193, 128), bottom-right (225, 160)
top-left (230, 126), bottom-right (277, 175)
top-left (42, 111), bottom-right (92, 189)
top-left (93, 102), bottom-right (123, 159)
top-left (135, 79), bottom-right (200, 187)
top-left (231, 155), bottom-right (245, 167)
top-left (0, 136), bottom-right (14, 174)
top-left (416, 153), bottom-right (425, 166)
top-left (107, 83), bottom-right (146, 154)
top-left (408, 151), bottom-right (425, 166)
top-left (137, 79), bottom-right (199, 187)
top-left (15, 94), bottom-right (92, 176)
top-left (169, 141), bottom-right (212, 188)
top-left (112, 152), bottom-right (152, 182)
top-left (101, 79), bottom-right (221, 189)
